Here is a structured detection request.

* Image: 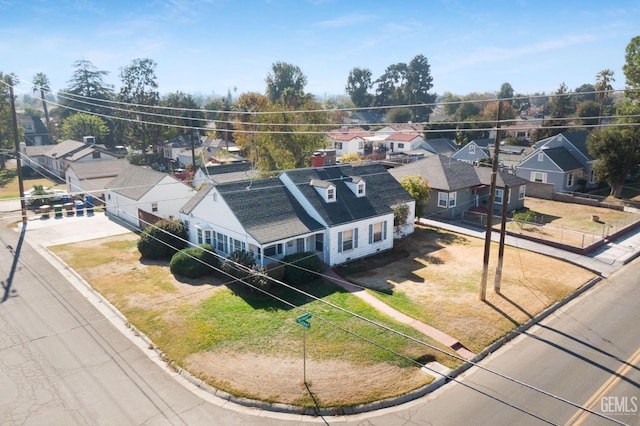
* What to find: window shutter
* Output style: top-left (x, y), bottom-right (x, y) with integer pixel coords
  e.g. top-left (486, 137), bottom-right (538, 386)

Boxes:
top-left (383, 221), bottom-right (387, 239)
top-left (338, 232), bottom-right (343, 252)
top-left (368, 224), bottom-right (373, 244)
top-left (354, 228), bottom-right (359, 248)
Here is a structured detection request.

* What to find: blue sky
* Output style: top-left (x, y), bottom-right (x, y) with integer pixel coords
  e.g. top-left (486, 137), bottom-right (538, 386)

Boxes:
top-left (1, 0), bottom-right (639, 101)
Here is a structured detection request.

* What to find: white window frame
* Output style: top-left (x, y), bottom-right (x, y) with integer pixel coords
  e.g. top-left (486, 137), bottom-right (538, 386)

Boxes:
top-left (567, 173), bottom-right (574, 187)
top-left (438, 192), bottom-right (448, 208)
top-left (448, 191), bottom-right (457, 207)
top-left (327, 187), bottom-right (336, 202)
top-left (469, 144), bottom-right (476, 154)
top-left (518, 185), bottom-right (526, 200)
top-left (369, 221), bottom-right (387, 244)
top-left (495, 189), bottom-right (504, 205)
top-left (589, 169), bottom-right (597, 183)
top-left (338, 228), bottom-right (359, 252)
top-left (531, 171), bottom-right (547, 183)
top-left (537, 152), bottom-right (544, 162)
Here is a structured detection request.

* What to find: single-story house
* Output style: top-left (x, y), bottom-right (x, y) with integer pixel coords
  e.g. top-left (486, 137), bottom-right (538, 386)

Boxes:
top-left (105, 164), bottom-right (196, 229)
top-left (65, 158), bottom-right (128, 196)
top-left (388, 154), bottom-right (528, 220)
top-left (180, 162), bottom-right (415, 267)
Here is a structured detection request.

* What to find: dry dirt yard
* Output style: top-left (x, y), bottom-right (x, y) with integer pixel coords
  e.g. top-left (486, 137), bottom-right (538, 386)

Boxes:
top-left (51, 222), bottom-right (596, 409)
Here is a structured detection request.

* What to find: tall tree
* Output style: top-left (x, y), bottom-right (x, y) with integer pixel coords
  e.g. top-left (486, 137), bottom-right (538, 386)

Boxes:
top-left (405, 54), bottom-right (436, 122)
top-left (575, 100), bottom-right (600, 126)
top-left (623, 35), bottom-right (640, 100)
top-left (59, 60), bottom-right (114, 119)
top-left (595, 69), bottom-right (615, 123)
top-left (31, 72), bottom-right (52, 135)
top-left (0, 73), bottom-right (21, 170)
top-left (161, 91), bottom-right (203, 141)
top-left (497, 82), bottom-right (514, 104)
top-left (117, 58), bottom-right (161, 150)
top-left (59, 113), bottom-right (110, 142)
top-left (233, 94), bottom-right (327, 171)
top-left (345, 67), bottom-right (374, 108)
top-left (533, 83), bottom-right (573, 141)
top-left (374, 62), bottom-right (408, 108)
top-left (265, 62), bottom-right (308, 107)
top-left (588, 125), bottom-right (640, 197)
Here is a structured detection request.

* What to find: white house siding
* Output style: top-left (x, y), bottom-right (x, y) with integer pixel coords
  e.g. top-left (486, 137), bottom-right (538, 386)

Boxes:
top-left (333, 138), bottom-right (364, 157)
top-left (328, 214), bottom-right (394, 266)
top-left (107, 176), bottom-right (195, 228)
top-left (182, 187), bottom-right (250, 255)
top-left (393, 200), bottom-right (416, 237)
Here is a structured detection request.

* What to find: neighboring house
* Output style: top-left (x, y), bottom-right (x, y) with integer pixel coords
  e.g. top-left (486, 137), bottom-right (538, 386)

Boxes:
top-left (452, 139), bottom-right (491, 164)
top-left (382, 132), bottom-right (425, 153)
top-left (22, 137), bottom-right (118, 180)
top-left (180, 163), bottom-right (415, 267)
top-left (515, 131), bottom-right (597, 193)
top-left (388, 154), bottom-right (527, 219)
top-left (417, 137), bottom-right (458, 156)
top-left (65, 159), bottom-right (128, 196)
top-left (19, 115), bottom-right (53, 146)
top-left (105, 164), bottom-right (196, 229)
top-left (191, 162), bottom-right (258, 188)
top-left (325, 128), bottom-right (371, 156)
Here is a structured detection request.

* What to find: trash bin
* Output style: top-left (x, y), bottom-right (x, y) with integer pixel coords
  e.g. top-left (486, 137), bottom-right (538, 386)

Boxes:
top-left (86, 195), bottom-right (94, 214)
top-left (61, 195), bottom-right (71, 204)
top-left (54, 204), bottom-right (63, 218)
top-left (74, 199), bottom-right (84, 215)
top-left (40, 204), bottom-right (51, 219)
top-left (64, 202), bottom-right (75, 215)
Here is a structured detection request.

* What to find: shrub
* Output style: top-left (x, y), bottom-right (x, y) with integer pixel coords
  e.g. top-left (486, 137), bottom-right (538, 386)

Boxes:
top-left (222, 250), bottom-right (271, 295)
top-left (282, 252), bottom-right (321, 286)
top-left (137, 220), bottom-right (187, 260)
top-left (512, 209), bottom-right (536, 230)
top-left (169, 244), bottom-right (219, 279)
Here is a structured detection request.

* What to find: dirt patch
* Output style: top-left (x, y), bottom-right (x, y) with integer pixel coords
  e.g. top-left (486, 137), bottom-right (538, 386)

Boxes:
top-left (185, 351), bottom-right (432, 407)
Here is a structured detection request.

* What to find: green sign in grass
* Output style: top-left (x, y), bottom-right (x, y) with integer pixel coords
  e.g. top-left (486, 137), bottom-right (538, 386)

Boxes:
top-left (296, 313), bottom-right (312, 329)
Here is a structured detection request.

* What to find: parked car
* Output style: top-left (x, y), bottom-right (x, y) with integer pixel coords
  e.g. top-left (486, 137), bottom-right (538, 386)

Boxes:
top-left (25, 187), bottom-right (70, 206)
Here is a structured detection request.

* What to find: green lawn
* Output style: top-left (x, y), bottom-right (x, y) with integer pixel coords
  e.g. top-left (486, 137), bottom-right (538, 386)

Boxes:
top-left (0, 168), bottom-right (59, 200)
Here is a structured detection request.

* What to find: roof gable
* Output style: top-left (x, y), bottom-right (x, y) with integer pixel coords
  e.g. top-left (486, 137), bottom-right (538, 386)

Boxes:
top-left (106, 164), bottom-right (176, 200)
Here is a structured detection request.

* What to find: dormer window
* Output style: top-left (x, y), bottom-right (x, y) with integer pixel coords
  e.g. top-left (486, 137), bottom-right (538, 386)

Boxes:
top-left (346, 176), bottom-right (366, 197)
top-left (310, 179), bottom-right (337, 203)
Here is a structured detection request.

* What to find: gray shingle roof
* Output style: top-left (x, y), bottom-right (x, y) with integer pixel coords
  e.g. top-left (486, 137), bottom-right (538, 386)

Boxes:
top-left (216, 178), bottom-right (324, 244)
top-left (284, 163), bottom-right (407, 226)
top-left (66, 159), bottom-right (128, 180)
top-left (388, 155), bottom-right (482, 191)
top-left (105, 164), bottom-right (171, 200)
top-left (543, 147), bottom-right (584, 171)
top-left (474, 166), bottom-right (529, 187)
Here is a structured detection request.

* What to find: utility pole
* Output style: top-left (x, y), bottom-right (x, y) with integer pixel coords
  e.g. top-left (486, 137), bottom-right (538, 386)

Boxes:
top-left (9, 78), bottom-right (28, 225)
top-left (480, 101), bottom-right (502, 301)
top-left (494, 184), bottom-right (509, 293)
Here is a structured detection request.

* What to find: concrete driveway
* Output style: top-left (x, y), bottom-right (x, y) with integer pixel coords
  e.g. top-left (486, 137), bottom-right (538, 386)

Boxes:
top-left (17, 211), bottom-right (134, 247)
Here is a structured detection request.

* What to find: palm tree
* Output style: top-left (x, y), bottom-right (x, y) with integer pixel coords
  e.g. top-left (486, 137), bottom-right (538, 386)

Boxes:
top-left (595, 69), bottom-right (615, 125)
top-left (32, 72), bottom-right (52, 135)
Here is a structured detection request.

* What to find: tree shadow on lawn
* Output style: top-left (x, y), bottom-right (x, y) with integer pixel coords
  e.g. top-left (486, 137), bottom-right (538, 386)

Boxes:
top-left (226, 277), bottom-right (346, 311)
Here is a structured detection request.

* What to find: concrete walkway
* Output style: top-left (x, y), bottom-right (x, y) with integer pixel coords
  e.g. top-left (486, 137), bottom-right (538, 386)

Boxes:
top-left (321, 265), bottom-right (476, 360)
